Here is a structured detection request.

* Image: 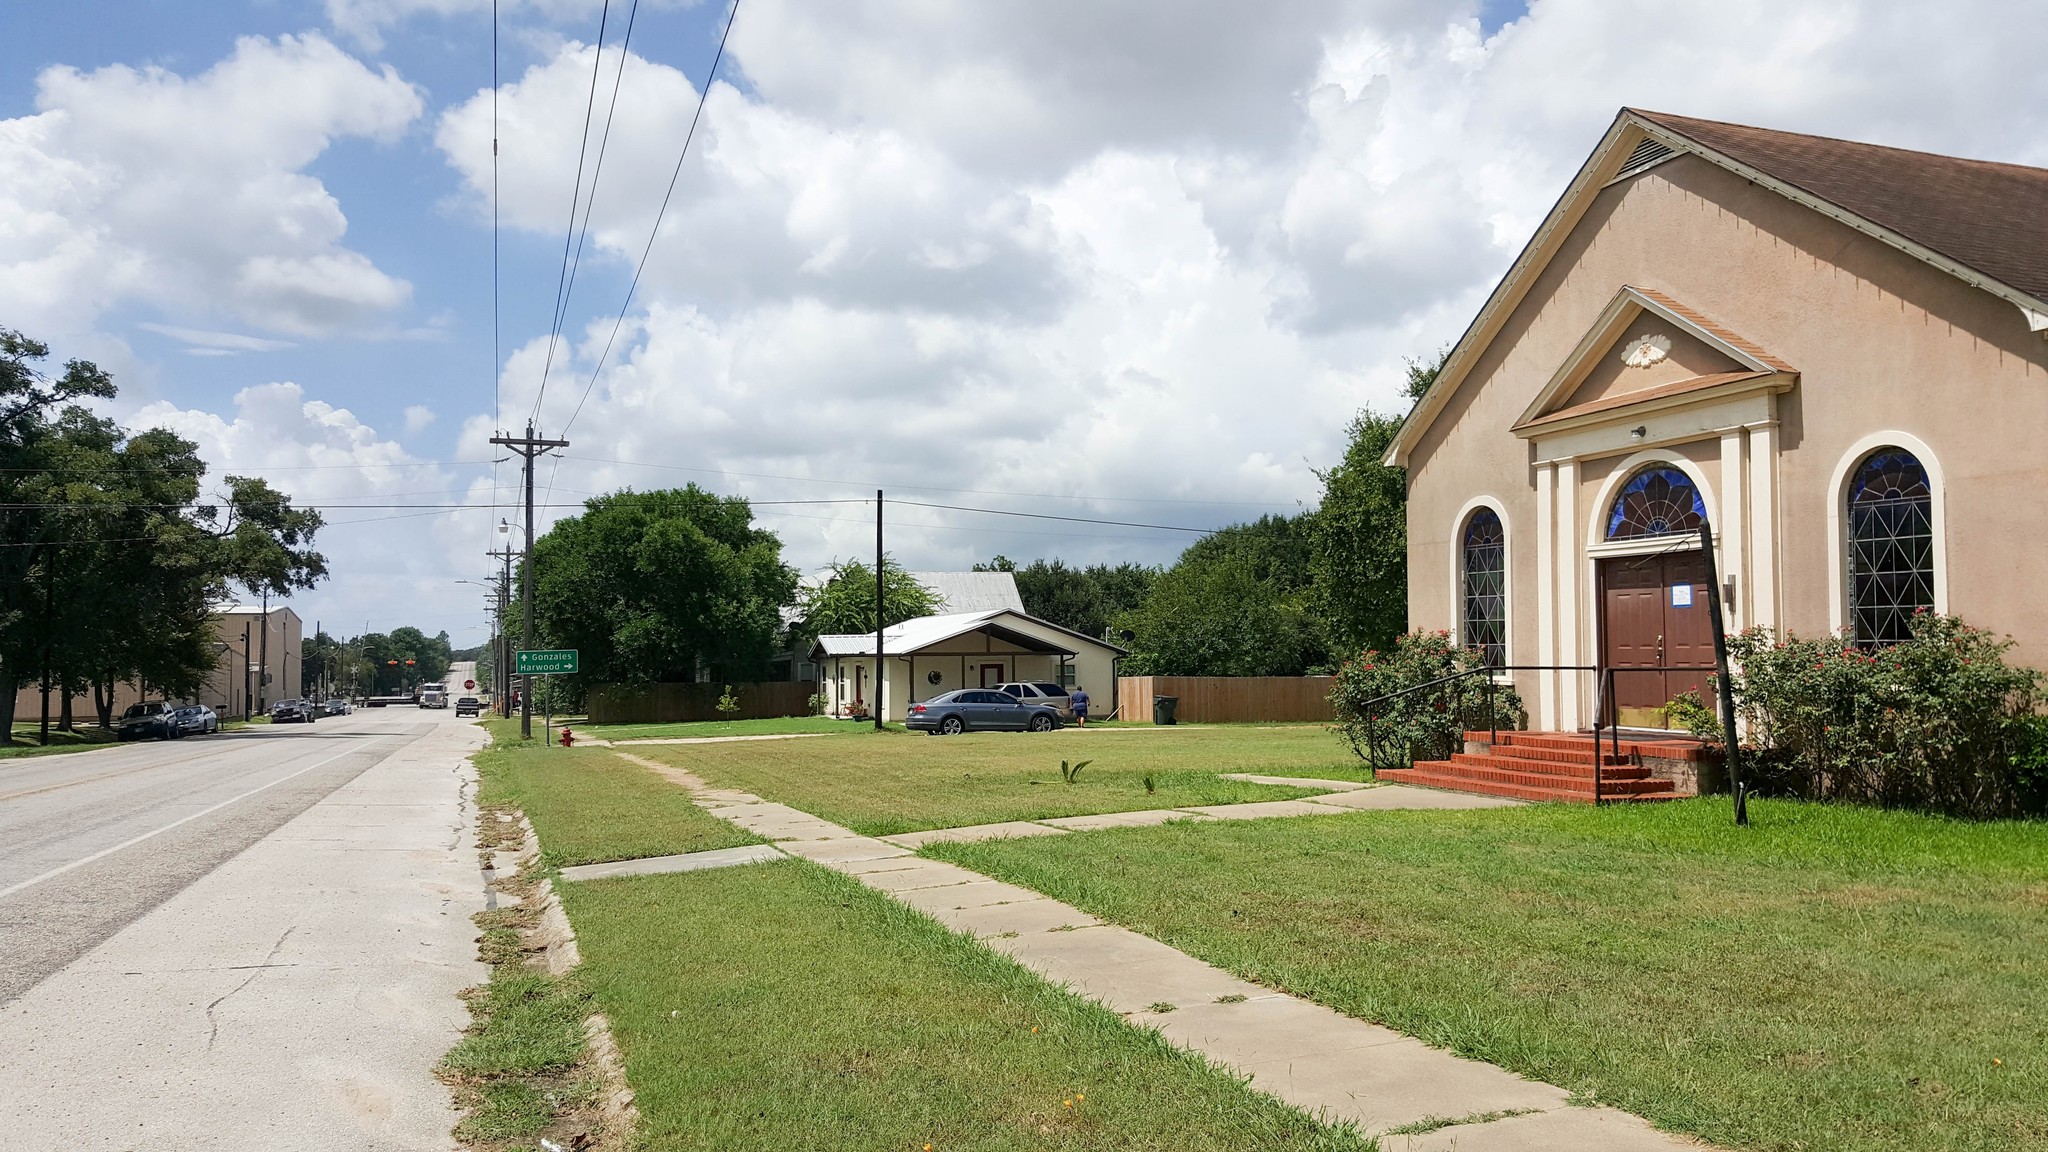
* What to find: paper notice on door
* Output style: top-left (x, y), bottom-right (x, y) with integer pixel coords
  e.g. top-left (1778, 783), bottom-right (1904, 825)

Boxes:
top-left (1670, 584), bottom-right (1694, 608)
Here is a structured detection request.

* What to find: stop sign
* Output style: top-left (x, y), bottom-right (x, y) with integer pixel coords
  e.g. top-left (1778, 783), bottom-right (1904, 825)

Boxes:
top-left (464, 679), bottom-right (476, 690)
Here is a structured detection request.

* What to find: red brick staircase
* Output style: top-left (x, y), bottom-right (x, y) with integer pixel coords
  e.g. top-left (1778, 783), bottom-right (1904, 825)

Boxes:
top-left (1378, 731), bottom-right (1709, 803)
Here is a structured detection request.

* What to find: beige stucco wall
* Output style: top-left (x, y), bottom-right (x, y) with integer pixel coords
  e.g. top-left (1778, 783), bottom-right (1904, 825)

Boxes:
top-left (9, 606), bottom-right (302, 724)
top-left (1407, 151), bottom-right (2048, 722)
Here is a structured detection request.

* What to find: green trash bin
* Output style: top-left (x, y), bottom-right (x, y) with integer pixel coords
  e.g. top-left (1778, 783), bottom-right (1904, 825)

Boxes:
top-left (1153, 695), bottom-right (1179, 725)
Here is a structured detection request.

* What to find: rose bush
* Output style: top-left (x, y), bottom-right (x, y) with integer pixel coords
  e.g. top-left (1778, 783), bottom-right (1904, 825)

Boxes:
top-left (1329, 629), bottom-right (1523, 768)
top-left (1671, 612), bottom-right (2045, 817)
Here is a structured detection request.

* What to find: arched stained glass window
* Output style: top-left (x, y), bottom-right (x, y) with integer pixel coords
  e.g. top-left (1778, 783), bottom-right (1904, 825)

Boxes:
top-left (1461, 508), bottom-right (1506, 667)
top-left (1847, 449), bottom-right (1934, 646)
top-left (1606, 467), bottom-right (1706, 540)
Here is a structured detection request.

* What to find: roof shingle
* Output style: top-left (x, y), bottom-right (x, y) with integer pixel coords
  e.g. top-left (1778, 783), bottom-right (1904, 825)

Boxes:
top-left (1633, 109), bottom-right (2048, 305)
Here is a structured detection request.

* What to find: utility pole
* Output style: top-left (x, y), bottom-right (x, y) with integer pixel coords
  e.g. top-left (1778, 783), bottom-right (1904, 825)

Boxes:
top-left (490, 422), bottom-right (568, 738)
top-left (874, 489), bottom-right (885, 732)
top-left (489, 544), bottom-right (517, 719)
top-left (242, 621), bottom-right (253, 722)
top-left (257, 589), bottom-right (271, 714)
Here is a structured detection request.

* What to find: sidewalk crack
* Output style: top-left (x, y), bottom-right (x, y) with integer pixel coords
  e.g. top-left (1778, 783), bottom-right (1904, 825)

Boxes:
top-left (205, 924), bottom-right (295, 1051)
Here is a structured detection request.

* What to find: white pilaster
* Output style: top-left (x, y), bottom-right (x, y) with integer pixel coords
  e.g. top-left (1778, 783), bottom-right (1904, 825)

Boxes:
top-left (1534, 463), bottom-right (1556, 731)
top-left (1719, 430), bottom-right (1746, 633)
top-left (1555, 458), bottom-right (1580, 729)
top-left (1748, 423), bottom-right (1778, 630)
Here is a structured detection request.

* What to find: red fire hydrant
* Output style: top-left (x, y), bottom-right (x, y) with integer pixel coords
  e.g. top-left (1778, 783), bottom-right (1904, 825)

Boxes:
top-left (559, 727), bottom-right (575, 748)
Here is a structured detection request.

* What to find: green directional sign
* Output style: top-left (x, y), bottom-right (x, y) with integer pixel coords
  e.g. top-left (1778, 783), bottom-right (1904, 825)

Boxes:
top-left (515, 649), bottom-right (579, 675)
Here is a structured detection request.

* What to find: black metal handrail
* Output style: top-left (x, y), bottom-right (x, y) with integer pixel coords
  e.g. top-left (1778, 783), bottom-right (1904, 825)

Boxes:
top-left (1352, 663), bottom-right (1597, 773)
top-left (1355, 662), bottom-right (1726, 801)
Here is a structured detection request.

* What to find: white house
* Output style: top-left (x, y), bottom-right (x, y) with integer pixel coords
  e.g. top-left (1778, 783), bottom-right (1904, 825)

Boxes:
top-left (811, 609), bottom-right (1126, 722)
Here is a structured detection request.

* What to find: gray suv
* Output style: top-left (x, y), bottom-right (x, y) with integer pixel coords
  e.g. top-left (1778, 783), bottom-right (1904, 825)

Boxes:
top-left (995, 681), bottom-right (1073, 718)
top-left (907, 690), bottom-right (1063, 734)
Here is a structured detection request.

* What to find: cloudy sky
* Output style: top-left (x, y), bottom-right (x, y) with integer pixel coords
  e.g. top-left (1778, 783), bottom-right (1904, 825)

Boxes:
top-left (4, 0), bottom-right (2042, 647)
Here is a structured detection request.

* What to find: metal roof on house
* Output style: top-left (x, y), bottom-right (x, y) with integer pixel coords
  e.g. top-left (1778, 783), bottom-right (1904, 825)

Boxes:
top-left (908, 571), bottom-right (1025, 614)
top-left (810, 608), bottom-right (1125, 659)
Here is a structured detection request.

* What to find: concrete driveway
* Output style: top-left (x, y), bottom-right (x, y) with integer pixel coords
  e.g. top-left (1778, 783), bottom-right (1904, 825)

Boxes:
top-left (0, 707), bottom-right (487, 1150)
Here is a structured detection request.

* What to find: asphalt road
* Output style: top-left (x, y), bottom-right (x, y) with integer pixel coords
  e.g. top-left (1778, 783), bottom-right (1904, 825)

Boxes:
top-left (0, 708), bottom-right (442, 1007)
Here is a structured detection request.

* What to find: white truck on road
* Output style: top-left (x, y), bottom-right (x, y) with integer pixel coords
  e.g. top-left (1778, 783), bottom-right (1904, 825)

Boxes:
top-left (419, 682), bottom-right (449, 709)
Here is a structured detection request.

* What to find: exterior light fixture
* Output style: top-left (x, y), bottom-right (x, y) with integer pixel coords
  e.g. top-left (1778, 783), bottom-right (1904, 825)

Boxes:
top-left (1630, 425), bottom-right (1648, 440)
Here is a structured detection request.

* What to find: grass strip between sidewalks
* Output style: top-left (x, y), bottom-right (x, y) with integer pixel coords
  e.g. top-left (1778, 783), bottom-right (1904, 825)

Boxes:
top-left (475, 720), bottom-right (759, 868)
top-left (636, 724), bottom-right (1363, 836)
top-left (931, 798), bottom-right (2048, 1152)
top-left (557, 859), bottom-right (1376, 1151)
top-left (577, 715), bottom-right (853, 741)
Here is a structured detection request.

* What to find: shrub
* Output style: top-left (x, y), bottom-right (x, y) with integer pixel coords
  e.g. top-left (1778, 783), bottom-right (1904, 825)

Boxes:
top-left (1329, 630), bottom-right (1524, 767)
top-left (715, 685), bottom-right (741, 715)
top-left (1677, 613), bottom-right (2044, 818)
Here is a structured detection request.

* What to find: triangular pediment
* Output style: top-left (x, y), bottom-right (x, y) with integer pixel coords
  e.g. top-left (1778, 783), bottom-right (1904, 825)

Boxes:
top-left (1512, 286), bottom-right (1793, 431)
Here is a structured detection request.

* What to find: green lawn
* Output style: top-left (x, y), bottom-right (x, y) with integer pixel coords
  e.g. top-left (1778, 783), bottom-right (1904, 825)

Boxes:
top-left (931, 799), bottom-right (2048, 1152)
top-left (557, 859), bottom-right (1373, 1151)
top-left (1, 724), bottom-right (119, 760)
top-left (634, 724), bottom-right (1365, 836)
top-left (474, 721), bottom-right (760, 868)
top-left (582, 714), bottom-right (854, 741)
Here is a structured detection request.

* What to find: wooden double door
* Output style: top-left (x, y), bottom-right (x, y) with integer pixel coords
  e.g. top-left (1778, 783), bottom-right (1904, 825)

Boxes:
top-left (1599, 550), bottom-right (1715, 729)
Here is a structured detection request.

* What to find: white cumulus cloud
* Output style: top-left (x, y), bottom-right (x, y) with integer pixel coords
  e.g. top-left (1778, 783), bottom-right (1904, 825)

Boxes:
top-left (0, 33), bottom-right (423, 341)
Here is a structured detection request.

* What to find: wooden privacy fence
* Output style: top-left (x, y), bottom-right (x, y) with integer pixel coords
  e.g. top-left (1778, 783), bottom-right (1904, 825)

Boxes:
top-left (588, 681), bottom-right (817, 725)
top-left (1115, 676), bottom-right (1336, 724)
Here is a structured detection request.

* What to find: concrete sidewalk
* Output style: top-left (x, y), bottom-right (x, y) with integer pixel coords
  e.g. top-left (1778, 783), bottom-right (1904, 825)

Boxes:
top-left (612, 753), bottom-right (1704, 1151)
top-left (0, 720), bottom-right (488, 1151)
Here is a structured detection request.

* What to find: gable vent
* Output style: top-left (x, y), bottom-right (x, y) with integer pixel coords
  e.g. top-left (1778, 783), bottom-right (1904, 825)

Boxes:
top-left (1614, 137), bottom-right (1678, 181)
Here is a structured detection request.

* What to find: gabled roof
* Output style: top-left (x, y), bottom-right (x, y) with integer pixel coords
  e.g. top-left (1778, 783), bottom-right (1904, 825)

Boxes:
top-left (810, 608), bottom-right (1127, 659)
top-left (1633, 110), bottom-right (2048, 307)
top-left (909, 571), bottom-right (1025, 614)
top-left (1385, 109), bottom-right (2048, 466)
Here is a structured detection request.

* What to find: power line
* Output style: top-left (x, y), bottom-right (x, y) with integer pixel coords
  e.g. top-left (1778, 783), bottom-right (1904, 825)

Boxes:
top-left (885, 498), bottom-right (1213, 534)
top-left (557, 0), bottom-right (741, 442)
top-left (541, 0), bottom-right (641, 426)
top-left (557, 452), bottom-right (1302, 509)
top-left (531, 0), bottom-right (614, 424)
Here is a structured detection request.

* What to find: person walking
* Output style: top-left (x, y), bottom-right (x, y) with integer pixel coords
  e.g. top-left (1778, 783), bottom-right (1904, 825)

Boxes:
top-left (1070, 685), bottom-right (1090, 726)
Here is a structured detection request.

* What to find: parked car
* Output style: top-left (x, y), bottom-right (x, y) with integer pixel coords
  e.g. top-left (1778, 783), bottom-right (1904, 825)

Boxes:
top-left (321, 698), bottom-right (352, 716)
top-left (994, 681), bottom-right (1074, 718)
top-left (116, 700), bottom-right (183, 741)
top-left (454, 696), bottom-right (481, 717)
top-left (907, 689), bottom-right (1063, 735)
top-left (269, 699), bottom-right (316, 724)
top-left (171, 704), bottom-right (220, 736)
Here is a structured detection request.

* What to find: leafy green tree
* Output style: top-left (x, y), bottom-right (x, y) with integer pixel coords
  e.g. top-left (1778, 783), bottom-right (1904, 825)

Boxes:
top-left (202, 474), bottom-right (328, 600)
top-left (1114, 515), bottom-right (1327, 676)
top-left (527, 486), bottom-right (800, 688)
top-left (0, 330), bottom-right (115, 740)
top-left (792, 557), bottom-right (939, 645)
top-left (976, 556), bottom-right (1158, 639)
top-left (1309, 410), bottom-right (1408, 656)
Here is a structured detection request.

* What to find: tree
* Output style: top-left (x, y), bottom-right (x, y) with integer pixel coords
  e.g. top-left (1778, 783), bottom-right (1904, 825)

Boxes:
top-left (792, 557), bottom-right (939, 645)
top-left (1309, 410), bottom-right (1408, 656)
top-left (527, 486), bottom-right (800, 689)
top-left (1114, 515), bottom-right (1327, 676)
top-left (976, 556), bottom-right (1158, 639)
top-left (202, 474), bottom-right (328, 600)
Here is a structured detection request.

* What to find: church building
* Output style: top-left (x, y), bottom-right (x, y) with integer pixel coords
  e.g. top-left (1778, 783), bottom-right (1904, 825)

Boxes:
top-left (1386, 108), bottom-right (2048, 746)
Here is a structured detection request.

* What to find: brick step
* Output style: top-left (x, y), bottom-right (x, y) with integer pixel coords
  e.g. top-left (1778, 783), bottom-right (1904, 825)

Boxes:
top-left (1420, 760), bottom-right (1675, 796)
top-left (1379, 768), bottom-right (1597, 804)
top-left (1464, 742), bottom-right (1636, 767)
top-left (1446, 753), bottom-right (1652, 781)
top-left (1491, 731), bottom-right (1712, 762)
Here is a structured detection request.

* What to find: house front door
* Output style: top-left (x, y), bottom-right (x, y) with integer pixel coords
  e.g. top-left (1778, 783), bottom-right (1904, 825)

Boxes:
top-left (979, 663), bottom-right (1006, 688)
top-left (1599, 550), bottom-right (1714, 729)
